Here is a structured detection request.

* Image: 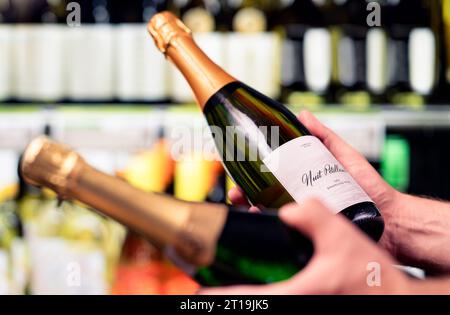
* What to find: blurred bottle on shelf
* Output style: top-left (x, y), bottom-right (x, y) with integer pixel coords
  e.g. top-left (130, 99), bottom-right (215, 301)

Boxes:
top-left (334, 0), bottom-right (372, 108)
top-left (177, 0), bottom-right (220, 32)
top-left (381, 135), bottom-right (410, 193)
top-left (115, 0), bottom-right (169, 103)
top-left (0, 203), bottom-right (13, 295)
top-left (0, 149), bottom-right (22, 295)
top-left (277, 0), bottom-right (331, 107)
top-left (385, 0), bottom-right (437, 107)
top-left (366, 26), bottom-right (388, 102)
top-left (0, 0), bottom-right (14, 23)
top-left (66, 0), bottom-right (114, 102)
top-left (0, 0), bottom-right (13, 102)
top-left (444, 0), bottom-right (450, 86)
top-left (13, 0), bottom-right (66, 102)
top-left (17, 126), bottom-right (116, 295)
top-left (431, 0), bottom-right (450, 104)
top-left (224, 0), bottom-right (282, 99)
top-left (169, 0), bottom-right (225, 103)
top-left (174, 151), bottom-right (224, 203)
top-left (121, 129), bottom-right (174, 193)
top-left (58, 202), bottom-right (111, 294)
top-left (26, 197), bottom-right (112, 295)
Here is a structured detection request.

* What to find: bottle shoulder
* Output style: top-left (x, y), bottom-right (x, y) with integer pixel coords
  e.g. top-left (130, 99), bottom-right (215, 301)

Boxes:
top-left (203, 81), bottom-right (310, 138)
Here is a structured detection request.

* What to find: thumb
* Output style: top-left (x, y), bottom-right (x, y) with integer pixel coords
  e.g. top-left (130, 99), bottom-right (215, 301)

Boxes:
top-left (279, 199), bottom-right (339, 245)
top-left (297, 110), bottom-right (371, 171)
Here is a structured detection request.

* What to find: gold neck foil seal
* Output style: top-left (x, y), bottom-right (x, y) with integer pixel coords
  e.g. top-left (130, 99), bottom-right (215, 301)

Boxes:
top-left (20, 136), bottom-right (83, 200)
top-left (20, 136), bottom-right (228, 267)
top-left (147, 11), bottom-right (237, 109)
top-left (147, 11), bottom-right (192, 54)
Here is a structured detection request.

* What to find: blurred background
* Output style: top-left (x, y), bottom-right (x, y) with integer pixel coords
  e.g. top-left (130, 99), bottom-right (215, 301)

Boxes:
top-left (0, 0), bottom-right (449, 294)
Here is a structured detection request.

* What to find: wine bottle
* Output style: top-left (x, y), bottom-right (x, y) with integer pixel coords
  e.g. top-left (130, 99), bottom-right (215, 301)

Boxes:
top-left (225, 0), bottom-right (281, 99)
top-left (20, 136), bottom-right (313, 285)
top-left (66, 0), bottom-right (114, 102)
top-left (115, 0), bottom-right (169, 102)
top-left (147, 12), bottom-right (384, 241)
top-left (0, 205), bottom-right (12, 294)
top-left (276, 0), bottom-right (331, 106)
top-left (385, 0), bottom-right (436, 106)
top-left (0, 23), bottom-right (12, 102)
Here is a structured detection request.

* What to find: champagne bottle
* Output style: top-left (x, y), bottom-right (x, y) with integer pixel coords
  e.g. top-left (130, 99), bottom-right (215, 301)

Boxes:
top-left (20, 136), bottom-right (313, 285)
top-left (147, 12), bottom-right (384, 241)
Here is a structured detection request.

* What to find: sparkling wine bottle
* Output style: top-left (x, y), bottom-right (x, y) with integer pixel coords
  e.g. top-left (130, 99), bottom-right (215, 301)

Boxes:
top-left (20, 136), bottom-right (313, 286)
top-left (147, 12), bottom-right (384, 241)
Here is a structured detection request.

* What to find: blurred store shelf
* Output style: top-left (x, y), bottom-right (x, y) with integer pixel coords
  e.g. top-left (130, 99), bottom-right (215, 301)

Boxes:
top-left (0, 104), bottom-right (449, 160)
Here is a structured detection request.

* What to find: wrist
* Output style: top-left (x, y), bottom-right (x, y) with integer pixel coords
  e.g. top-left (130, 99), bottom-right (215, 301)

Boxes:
top-left (378, 189), bottom-right (405, 256)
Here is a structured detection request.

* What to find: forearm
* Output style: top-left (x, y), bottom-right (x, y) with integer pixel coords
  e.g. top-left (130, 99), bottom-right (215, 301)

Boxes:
top-left (381, 192), bottom-right (450, 274)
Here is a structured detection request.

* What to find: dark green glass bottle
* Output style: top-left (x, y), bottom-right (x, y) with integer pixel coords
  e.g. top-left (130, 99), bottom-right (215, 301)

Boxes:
top-left (148, 11), bottom-right (384, 242)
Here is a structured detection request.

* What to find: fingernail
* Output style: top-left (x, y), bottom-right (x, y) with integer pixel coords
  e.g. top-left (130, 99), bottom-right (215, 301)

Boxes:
top-left (249, 206), bottom-right (261, 213)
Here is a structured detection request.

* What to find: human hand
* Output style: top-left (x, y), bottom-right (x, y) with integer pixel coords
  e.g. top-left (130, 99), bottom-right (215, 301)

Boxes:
top-left (200, 199), bottom-right (411, 295)
top-left (229, 110), bottom-right (402, 253)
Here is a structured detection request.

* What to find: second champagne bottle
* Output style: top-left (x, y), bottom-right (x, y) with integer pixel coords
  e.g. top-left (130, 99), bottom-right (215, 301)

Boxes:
top-left (147, 12), bottom-right (384, 241)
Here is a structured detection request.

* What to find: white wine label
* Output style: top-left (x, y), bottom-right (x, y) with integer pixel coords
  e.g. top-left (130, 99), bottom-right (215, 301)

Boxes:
top-left (263, 136), bottom-right (372, 214)
top-left (66, 25), bottom-right (114, 100)
top-left (225, 32), bottom-right (281, 99)
top-left (303, 28), bottom-right (332, 94)
top-left (0, 25), bottom-right (12, 101)
top-left (366, 28), bottom-right (387, 94)
top-left (409, 28), bottom-right (435, 95)
top-left (116, 24), bottom-right (168, 101)
top-left (14, 25), bottom-right (65, 101)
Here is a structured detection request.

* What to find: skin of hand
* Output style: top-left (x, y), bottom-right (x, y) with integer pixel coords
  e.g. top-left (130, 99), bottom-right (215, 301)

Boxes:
top-left (207, 110), bottom-right (450, 294)
top-left (229, 110), bottom-right (450, 273)
top-left (200, 199), bottom-right (413, 295)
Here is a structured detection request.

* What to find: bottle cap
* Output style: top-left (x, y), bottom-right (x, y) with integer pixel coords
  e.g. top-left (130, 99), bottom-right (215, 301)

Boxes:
top-left (147, 11), bottom-right (192, 54)
top-left (20, 136), bottom-right (83, 199)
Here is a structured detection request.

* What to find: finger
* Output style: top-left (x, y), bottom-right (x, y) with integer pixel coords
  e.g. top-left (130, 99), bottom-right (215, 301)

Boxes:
top-left (298, 110), bottom-right (390, 205)
top-left (249, 206), bottom-right (261, 213)
top-left (228, 187), bottom-right (251, 207)
top-left (298, 110), bottom-right (369, 167)
top-left (279, 199), bottom-right (342, 244)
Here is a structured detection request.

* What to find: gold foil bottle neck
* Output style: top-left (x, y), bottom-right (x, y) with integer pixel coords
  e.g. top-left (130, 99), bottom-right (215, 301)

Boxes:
top-left (147, 11), bottom-right (192, 54)
top-left (147, 11), bottom-right (237, 109)
top-left (20, 136), bottom-right (83, 199)
top-left (20, 136), bottom-right (228, 267)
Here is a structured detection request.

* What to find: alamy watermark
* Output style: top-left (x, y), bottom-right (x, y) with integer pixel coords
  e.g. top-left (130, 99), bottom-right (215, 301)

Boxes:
top-left (367, 2), bottom-right (382, 27)
top-left (366, 261), bottom-right (382, 287)
top-left (66, 2), bottom-right (81, 27)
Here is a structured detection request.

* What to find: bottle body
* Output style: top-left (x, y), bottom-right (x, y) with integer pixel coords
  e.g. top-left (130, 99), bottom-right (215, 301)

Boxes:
top-left (169, 209), bottom-right (312, 286)
top-left (147, 11), bottom-right (384, 241)
top-left (203, 81), bottom-right (384, 241)
top-left (20, 137), bottom-right (313, 286)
